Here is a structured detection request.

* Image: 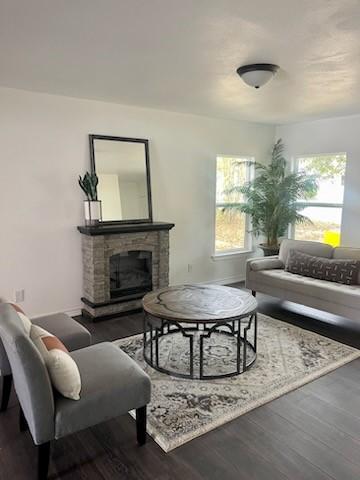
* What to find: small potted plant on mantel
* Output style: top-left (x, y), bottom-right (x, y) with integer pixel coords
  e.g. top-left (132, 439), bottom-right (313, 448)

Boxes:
top-left (222, 140), bottom-right (318, 256)
top-left (78, 172), bottom-right (102, 226)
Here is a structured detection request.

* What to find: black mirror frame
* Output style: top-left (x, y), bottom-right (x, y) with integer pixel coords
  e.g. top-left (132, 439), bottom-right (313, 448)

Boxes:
top-left (89, 134), bottom-right (153, 224)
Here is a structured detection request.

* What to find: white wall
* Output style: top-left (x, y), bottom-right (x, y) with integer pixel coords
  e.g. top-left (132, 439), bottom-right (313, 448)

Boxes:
top-left (277, 115), bottom-right (360, 248)
top-left (0, 87), bottom-right (274, 316)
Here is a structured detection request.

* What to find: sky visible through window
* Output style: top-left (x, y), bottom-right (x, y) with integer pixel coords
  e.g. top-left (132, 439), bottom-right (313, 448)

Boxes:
top-left (295, 154), bottom-right (346, 244)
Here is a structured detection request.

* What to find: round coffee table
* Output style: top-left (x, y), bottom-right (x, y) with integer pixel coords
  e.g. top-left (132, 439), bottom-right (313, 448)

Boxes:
top-left (142, 284), bottom-right (258, 380)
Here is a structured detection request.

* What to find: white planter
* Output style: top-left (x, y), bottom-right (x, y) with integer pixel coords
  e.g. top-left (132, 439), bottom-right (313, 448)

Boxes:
top-left (84, 200), bottom-right (102, 226)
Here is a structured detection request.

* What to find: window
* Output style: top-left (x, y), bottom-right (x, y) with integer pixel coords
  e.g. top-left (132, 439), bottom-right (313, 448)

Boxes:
top-left (215, 156), bottom-right (253, 254)
top-left (292, 153), bottom-right (347, 246)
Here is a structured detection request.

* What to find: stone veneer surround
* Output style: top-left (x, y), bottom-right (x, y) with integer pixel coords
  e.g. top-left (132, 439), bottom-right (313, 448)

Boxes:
top-left (78, 222), bottom-right (174, 320)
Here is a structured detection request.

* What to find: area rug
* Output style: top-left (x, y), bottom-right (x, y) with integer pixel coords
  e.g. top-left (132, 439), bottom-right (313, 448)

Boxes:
top-left (114, 314), bottom-right (360, 452)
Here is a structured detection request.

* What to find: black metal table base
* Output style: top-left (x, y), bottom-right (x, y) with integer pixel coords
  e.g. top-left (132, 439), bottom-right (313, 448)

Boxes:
top-left (143, 313), bottom-right (257, 380)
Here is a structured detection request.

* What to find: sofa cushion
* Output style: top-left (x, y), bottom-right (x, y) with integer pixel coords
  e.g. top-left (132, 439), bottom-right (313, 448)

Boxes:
top-left (279, 239), bottom-right (333, 265)
top-left (286, 249), bottom-right (360, 285)
top-left (253, 269), bottom-right (360, 309)
top-left (54, 342), bottom-right (151, 439)
top-left (333, 247), bottom-right (360, 260)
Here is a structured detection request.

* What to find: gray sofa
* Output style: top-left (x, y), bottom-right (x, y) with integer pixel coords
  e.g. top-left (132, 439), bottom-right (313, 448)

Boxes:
top-left (246, 239), bottom-right (360, 321)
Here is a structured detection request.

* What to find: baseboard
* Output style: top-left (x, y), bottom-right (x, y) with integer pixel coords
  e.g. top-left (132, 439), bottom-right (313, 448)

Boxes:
top-left (31, 306), bottom-right (83, 319)
top-left (201, 274), bottom-right (246, 286)
top-left (65, 307), bottom-right (82, 317)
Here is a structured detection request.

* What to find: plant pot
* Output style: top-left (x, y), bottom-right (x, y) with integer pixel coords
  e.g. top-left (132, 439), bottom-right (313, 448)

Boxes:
top-left (84, 200), bottom-right (102, 226)
top-left (259, 243), bottom-right (280, 256)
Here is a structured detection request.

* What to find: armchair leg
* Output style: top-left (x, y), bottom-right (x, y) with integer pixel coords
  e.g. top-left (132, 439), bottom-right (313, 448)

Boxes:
top-left (0, 374), bottom-right (12, 412)
top-left (136, 406), bottom-right (147, 445)
top-left (38, 442), bottom-right (50, 480)
top-left (251, 290), bottom-right (256, 297)
top-left (19, 406), bottom-right (28, 432)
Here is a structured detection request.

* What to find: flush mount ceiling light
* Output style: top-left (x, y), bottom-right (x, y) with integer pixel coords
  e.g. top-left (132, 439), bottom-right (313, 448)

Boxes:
top-left (236, 63), bottom-right (279, 89)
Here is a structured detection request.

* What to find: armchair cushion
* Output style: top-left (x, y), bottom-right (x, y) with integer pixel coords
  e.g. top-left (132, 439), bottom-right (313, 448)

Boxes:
top-left (54, 342), bottom-right (151, 439)
top-left (33, 313), bottom-right (91, 352)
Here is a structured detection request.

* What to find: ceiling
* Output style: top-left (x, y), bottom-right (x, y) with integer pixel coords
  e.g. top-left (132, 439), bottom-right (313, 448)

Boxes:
top-left (1, 0), bottom-right (360, 124)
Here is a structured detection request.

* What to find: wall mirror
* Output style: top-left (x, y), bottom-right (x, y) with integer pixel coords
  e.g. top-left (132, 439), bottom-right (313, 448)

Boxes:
top-left (89, 135), bottom-right (152, 224)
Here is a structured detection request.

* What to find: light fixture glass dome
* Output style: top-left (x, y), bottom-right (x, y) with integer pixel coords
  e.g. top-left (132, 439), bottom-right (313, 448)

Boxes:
top-left (237, 64), bottom-right (279, 89)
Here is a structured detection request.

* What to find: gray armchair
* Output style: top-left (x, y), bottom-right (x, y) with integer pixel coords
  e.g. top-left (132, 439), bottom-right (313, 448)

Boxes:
top-left (0, 303), bottom-right (151, 480)
top-left (0, 310), bottom-right (91, 412)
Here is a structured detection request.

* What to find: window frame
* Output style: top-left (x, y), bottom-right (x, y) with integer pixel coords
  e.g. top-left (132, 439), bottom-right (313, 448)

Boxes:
top-left (289, 152), bottom-right (346, 240)
top-left (213, 154), bottom-right (255, 258)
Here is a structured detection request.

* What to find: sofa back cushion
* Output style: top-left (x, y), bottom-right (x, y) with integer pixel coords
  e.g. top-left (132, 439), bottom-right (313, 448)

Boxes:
top-left (279, 239), bottom-right (333, 266)
top-left (333, 247), bottom-right (360, 260)
top-left (286, 249), bottom-right (360, 285)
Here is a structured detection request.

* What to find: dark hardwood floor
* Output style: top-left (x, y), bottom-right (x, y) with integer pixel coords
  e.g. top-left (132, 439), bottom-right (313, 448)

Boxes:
top-left (1, 287), bottom-right (360, 480)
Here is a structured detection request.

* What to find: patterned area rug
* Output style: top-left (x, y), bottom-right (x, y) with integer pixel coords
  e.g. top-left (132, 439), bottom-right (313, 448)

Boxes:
top-left (114, 314), bottom-right (360, 452)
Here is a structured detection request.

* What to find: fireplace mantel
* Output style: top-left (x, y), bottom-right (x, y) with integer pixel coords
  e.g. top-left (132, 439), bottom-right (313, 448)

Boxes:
top-left (78, 221), bottom-right (174, 320)
top-left (77, 221), bottom-right (174, 236)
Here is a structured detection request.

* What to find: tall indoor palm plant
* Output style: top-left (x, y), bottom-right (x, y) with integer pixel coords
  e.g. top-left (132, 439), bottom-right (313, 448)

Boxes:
top-left (224, 140), bottom-right (318, 255)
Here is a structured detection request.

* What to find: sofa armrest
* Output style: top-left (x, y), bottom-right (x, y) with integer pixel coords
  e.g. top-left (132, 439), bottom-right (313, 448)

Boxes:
top-left (247, 256), bottom-right (284, 272)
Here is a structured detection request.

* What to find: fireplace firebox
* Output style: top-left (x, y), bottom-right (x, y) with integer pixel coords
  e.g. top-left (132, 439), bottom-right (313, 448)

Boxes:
top-left (110, 251), bottom-right (152, 299)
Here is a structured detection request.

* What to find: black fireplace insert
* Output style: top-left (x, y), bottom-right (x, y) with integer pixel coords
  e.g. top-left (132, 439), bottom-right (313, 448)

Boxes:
top-left (109, 251), bottom-right (152, 299)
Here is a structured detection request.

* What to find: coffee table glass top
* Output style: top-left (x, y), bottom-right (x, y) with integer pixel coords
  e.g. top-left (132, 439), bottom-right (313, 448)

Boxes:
top-left (142, 284), bottom-right (257, 323)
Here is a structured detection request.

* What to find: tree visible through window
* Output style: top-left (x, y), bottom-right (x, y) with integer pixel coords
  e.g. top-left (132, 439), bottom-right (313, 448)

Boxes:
top-left (215, 156), bottom-right (253, 253)
top-left (293, 154), bottom-right (347, 246)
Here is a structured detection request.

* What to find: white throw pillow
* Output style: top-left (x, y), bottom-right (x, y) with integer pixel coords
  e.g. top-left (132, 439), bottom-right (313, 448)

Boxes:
top-left (8, 304), bottom-right (32, 335)
top-left (30, 325), bottom-right (81, 400)
top-left (18, 312), bottom-right (32, 336)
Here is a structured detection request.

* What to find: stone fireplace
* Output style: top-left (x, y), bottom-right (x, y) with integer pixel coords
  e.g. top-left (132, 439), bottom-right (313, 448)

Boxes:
top-left (78, 222), bottom-right (174, 320)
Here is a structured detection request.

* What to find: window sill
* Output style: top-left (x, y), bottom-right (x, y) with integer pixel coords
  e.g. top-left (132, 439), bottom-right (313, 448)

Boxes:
top-left (211, 250), bottom-right (253, 261)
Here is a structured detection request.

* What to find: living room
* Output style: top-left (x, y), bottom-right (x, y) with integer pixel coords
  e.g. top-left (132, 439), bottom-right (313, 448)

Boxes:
top-left (1, 1), bottom-right (360, 479)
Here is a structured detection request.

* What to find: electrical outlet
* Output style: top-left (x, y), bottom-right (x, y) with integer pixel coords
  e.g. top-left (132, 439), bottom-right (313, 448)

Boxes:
top-left (187, 264), bottom-right (192, 273)
top-left (14, 289), bottom-right (25, 303)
